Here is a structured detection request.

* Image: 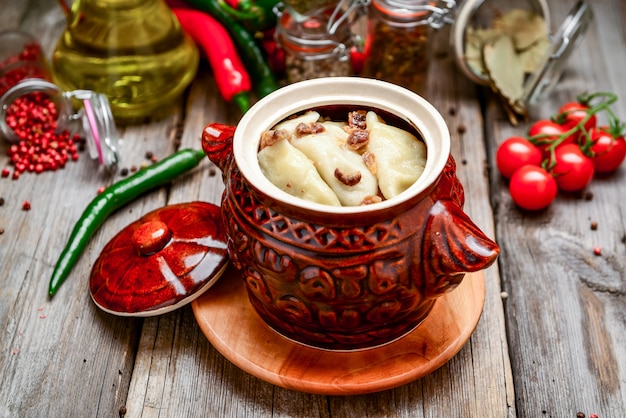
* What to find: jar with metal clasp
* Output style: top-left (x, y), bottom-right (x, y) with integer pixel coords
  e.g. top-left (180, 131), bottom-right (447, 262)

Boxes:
top-left (362, 0), bottom-right (456, 95)
top-left (276, 1), bottom-right (367, 84)
top-left (0, 78), bottom-right (121, 170)
top-left (451, 0), bottom-right (594, 123)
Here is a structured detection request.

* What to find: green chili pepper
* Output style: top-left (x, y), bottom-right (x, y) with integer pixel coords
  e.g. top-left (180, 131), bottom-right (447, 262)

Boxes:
top-left (48, 148), bottom-right (206, 297)
top-left (216, 0), bottom-right (279, 32)
top-left (184, 0), bottom-right (279, 98)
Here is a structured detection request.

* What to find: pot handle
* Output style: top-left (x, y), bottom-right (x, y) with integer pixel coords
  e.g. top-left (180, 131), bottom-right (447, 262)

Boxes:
top-left (419, 198), bottom-right (500, 297)
top-left (202, 123), bottom-right (236, 178)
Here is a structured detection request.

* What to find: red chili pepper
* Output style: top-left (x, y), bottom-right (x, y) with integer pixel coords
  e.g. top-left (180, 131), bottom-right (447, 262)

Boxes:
top-left (172, 8), bottom-right (252, 114)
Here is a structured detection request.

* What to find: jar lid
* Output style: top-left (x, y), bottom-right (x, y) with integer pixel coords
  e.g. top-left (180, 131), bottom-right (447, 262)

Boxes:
top-left (452, 0), bottom-right (593, 104)
top-left (372, 0), bottom-right (456, 28)
top-left (523, 1), bottom-right (593, 104)
top-left (67, 89), bottom-right (121, 170)
top-left (276, 7), bottom-right (353, 57)
top-left (89, 202), bottom-right (229, 317)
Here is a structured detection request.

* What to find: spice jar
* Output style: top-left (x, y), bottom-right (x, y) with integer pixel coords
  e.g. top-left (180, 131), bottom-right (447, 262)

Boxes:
top-left (451, 0), bottom-right (593, 121)
top-left (0, 78), bottom-right (121, 170)
top-left (0, 30), bottom-right (51, 97)
top-left (276, 7), bottom-right (356, 84)
top-left (362, 0), bottom-right (456, 95)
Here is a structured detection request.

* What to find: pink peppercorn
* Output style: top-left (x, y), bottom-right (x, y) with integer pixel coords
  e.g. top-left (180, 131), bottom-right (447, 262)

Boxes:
top-left (1, 34), bottom-right (82, 179)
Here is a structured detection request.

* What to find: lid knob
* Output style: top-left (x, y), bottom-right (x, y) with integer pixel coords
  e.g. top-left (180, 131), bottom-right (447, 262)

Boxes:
top-left (132, 221), bottom-right (171, 255)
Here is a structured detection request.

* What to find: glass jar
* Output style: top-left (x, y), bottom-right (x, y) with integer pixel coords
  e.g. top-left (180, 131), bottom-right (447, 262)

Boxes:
top-left (362, 0), bottom-right (456, 95)
top-left (282, 0), bottom-right (340, 22)
top-left (0, 78), bottom-right (121, 170)
top-left (0, 30), bottom-right (51, 97)
top-left (276, 7), bottom-right (356, 84)
top-left (451, 0), bottom-right (593, 111)
top-left (52, 0), bottom-right (199, 125)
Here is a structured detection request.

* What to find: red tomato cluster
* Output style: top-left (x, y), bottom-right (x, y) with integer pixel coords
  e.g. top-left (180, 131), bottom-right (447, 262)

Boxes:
top-left (496, 94), bottom-right (626, 211)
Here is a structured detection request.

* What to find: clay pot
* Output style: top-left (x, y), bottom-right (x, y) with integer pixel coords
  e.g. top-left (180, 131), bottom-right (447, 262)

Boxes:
top-left (202, 77), bottom-right (499, 351)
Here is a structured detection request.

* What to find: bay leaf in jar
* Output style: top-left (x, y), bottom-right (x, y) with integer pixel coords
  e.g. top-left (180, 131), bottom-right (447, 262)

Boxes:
top-left (463, 8), bottom-right (550, 124)
top-left (483, 36), bottom-right (524, 109)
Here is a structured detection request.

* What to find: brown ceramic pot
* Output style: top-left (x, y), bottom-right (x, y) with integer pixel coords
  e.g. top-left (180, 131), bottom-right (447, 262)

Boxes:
top-left (202, 77), bottom-right (499, 351)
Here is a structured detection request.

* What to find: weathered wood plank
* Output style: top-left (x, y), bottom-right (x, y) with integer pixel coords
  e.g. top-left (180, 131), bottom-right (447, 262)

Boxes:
top-left (484, 1), bottom-right (626, 417)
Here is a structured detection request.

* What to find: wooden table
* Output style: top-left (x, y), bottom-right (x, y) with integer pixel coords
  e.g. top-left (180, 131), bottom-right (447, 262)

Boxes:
top-left (1, 0), bottom-right (624, 417)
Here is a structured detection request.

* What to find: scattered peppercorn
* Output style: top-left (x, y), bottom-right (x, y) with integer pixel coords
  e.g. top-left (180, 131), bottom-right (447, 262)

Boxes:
top-left (576, 413), bottom-right (585, 418)
top-left (584, 191), bottom-right (594, 201)
top-left (120, 167), bottom-right (129, 176)
top-left (22, 200), bottom-right (31, 211)
top-left (0, 228), bottom-right (4, 234)
top-left (590, 221), bottom-right (598, 230)
top-left (0, 41), bottom-right (49, 96)
top-left (0, 197), bottom-right (4, 206)
top-left (130, 165), bottom-right (137, 173)
top-left (457, 124), bottom-right (467, 134)
top-left (3, 93), bottom-right (82, 178)
top-left (119, 405), bottom-right (127, 417)
top-left (209, 166), bottom-right (217, 177)
top-left (448, 106), bottom-right (457, 116)
top-left (145, 151), bottom-right (154, 160)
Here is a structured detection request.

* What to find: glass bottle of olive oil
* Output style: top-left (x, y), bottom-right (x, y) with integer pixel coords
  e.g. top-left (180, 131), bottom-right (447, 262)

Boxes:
top-left (52, 0), bottom-right (199, 124)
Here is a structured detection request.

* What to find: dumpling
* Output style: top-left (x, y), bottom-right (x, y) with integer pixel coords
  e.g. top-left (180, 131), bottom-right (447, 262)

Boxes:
top-left (258, 134), bottom-right (342, 206)
top-left (291, 123), bottom-right (379, 206)
top-left (365, 111), bottom-right (427, 199)
top-left (273, 111), bottom-right (321, 133)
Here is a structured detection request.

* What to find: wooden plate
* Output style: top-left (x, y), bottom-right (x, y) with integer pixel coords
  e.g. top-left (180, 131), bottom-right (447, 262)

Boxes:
top-left (192, 266), bottom-right (486, 395)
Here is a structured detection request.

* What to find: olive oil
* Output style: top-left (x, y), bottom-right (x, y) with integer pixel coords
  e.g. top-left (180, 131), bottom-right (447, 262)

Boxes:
top-left (52, 0), bottom-right (199, 124)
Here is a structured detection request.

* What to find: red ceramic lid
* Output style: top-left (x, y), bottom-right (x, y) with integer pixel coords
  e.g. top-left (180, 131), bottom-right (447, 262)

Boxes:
top-left (89, 201), bottom-right (229, 317)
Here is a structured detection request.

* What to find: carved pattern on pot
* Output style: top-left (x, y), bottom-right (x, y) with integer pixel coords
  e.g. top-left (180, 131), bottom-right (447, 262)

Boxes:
top-left (213, 151), bottom-right (492, 350)
top-left (200, 79), bottom-right (500, 351)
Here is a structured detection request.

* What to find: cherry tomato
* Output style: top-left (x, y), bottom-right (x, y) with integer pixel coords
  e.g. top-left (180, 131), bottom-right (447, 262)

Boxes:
top-left (496, 136), bottom-right (543, 178)
top-left (589, 127), bottom-right (626, 173)
top-left (555, 102), bottom-right (597, 142)
top-left (528, 119), bottom-right (570, 157)
top-left (551, 144), bottom-right (595, 192)
top-left (509, 165), bottom-right (557, 211)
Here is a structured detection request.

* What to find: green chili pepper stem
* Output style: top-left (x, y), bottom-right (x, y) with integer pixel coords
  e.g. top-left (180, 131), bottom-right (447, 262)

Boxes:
top-left (216, 0), bottom-right (278, 32)
top-left (217, 0), bottom-right (262, 23)
top-left (48, 148), bottom-right (206, 297)
top-left (232, 91), bottom-right (251, 114)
